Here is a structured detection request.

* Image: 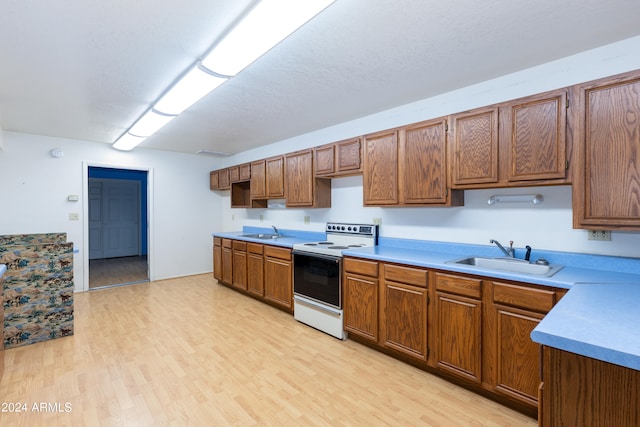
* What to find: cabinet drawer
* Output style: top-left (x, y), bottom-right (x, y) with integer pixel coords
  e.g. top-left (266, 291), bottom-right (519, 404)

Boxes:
top-left (264, 245), bottom-right (291, 260)
top-left (384, 264), bottom-right (427, 288)
top-left (213, 237), bottom-right (221, 246)
top-left (232, 240), bottom-right (247, 251)
top-left (493, 282), bottom-right (556, 313)
top-left (344, 257), bottom-right (378, 277)
top-left (222, 238), bottom-right (232, 249)
top-left (247, 243), bottom-right (263, 254)
top-left (435, 273), bottom-right (481, 299)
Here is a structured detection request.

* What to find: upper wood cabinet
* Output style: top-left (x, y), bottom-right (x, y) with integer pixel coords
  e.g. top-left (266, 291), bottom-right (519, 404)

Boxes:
top-left (249, 156), bottom-right (284, 207)
top-left (363, 120), bottom-right (462, 206)
top-left (363, 129), bottom-right (400, 205)
top-left (451, 88), bottom-right (569, 188)
top-left (314, 137), bottom-right (362, 177)
top-left (266, 156), bottom-right (285, 198)
top-left (209, 168), bottom-right (230, 190)
top-left (230, 163), bottom-right (251, 183)
top-left (400, 119), bottom-right (463, 205)
top-left (250, 160), bottom-right (267, 199)
top-left (284, 149), bottom-right (331, 208)
top-left (573, 71), bottom-right (640, 230)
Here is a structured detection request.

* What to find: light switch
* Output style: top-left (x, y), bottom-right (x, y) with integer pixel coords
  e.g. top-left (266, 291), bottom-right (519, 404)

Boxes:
top-left (69, 213), bottom-right (80, 221)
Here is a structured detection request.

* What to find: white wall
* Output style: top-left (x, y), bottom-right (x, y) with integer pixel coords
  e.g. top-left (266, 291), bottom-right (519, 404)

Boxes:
top-left (218, 36), bottom-right (640, 258)
top-left (0, 132), bottom-right (223, 291)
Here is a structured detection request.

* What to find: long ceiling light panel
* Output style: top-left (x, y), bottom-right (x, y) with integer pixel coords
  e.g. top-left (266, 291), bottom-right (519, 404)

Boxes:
top-left (113, 0), bottom-right (335, 151)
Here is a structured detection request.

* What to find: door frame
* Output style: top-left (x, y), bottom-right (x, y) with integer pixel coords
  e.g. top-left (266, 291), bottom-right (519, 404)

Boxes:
top-left (82, 162), bottom-right (154, 292)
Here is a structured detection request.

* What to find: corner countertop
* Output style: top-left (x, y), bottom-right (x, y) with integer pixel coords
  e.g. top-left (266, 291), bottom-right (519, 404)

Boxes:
top-left (213, 227), bottom-right (640, 370)
top-left (531, 283), bottom-right (640, 371)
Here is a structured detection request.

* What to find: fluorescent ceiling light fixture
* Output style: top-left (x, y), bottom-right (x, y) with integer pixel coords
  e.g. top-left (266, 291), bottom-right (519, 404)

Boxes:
top-left (113, 133), bottom-right (146, 151)
top-left (202, 0), bottom-right (335, 76)
top-left (128, 110), bottom-right (176, 137)
top-left (154, 65), bottom-right (228, 115)
top-left (487, 194), bottom-right (544, 205)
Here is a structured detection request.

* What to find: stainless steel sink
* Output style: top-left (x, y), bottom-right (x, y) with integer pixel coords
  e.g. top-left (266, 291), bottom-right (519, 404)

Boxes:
top-left (446, 256), bottom-right (563, 277)
top-left (240, 233), bottom-right (283, 240)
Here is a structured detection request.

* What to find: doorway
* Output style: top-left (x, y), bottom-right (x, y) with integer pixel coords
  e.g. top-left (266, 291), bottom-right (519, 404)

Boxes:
top-left (87, 166), bottom-right (149, 289)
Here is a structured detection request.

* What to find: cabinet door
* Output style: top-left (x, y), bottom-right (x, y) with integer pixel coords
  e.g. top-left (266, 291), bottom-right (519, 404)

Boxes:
top-left (503, 90), bottom-right (567, 182)
top-left (285, 150), bottom-right (314, 207)
top-left (229, 166), bottom-right (240, 183)
top-left (344, 273), bottom-right (378, 342)
top-left (239, 163), bottom-right (251, 181)
top-left (250, 160), bottom-right (266, 199)
top-left (264, 254), bottom-right (292, 311)
top-left (335, 138), bottom-right (361, 174)
top-left (363, 130), bottom-right (398, 205)
top-left (218, 169), bottom-right (230, 190)
top-left (434, 273), bottom-right (482, 383)
top-left (213, 244), bottom-right (222, 281)
top-left (221, 246), bottom-right (232, 285)
top-left (209, 171), bottom-right (219, 190)
top-left (247, 252), bottom-right (264, 297)
top-left (400, 119), bottom-right (452, 205)
top-left (381, 280), bottom-right (428, 361)
top-left (574, 72), bottom-right (640, 229)
top-left (232, 243), bottom-right (247, 291)
top-left (266, 156), bottom-right (285, 198)
top-left (314, 144), bottom-right (335, 176)
top-left (451, 107), bottom-right (499, 186)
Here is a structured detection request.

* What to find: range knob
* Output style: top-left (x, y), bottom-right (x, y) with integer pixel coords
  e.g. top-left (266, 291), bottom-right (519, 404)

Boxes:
top-left (341, 226), bottom-right (345, 230)
top-left (348, 226), bottom-right (352, 231)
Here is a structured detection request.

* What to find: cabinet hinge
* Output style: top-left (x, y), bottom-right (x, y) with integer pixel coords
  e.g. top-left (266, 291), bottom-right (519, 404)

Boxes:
top-left (445, 122), bottom-right (449, 131)
top-left (565, 160), bottom-right (569, 170)
top-left (427, 347), bottom-right (430, 358)
top-left (427, 295), bottom-right (431, 305)
top-left (566, 97), bottom-right (569, 109)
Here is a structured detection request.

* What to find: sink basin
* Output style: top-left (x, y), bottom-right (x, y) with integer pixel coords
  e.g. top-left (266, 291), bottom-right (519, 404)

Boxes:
top-left (446, 256), bottom-right (563, 277)
top-left (240, 233), bottom-right (283, 240)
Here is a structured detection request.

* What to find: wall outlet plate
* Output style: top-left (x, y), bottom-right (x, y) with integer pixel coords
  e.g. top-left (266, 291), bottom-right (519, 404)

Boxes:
top-left (588, 230), bottom-right (611, 241)
top-left (68, 212), bottom-right (79, 221)
top-left (259, 214), bottom-right (264, 222)
top-left (373, 218), bottom-right (382, 225)
top-left (304, 215), bottom-right (310, 224)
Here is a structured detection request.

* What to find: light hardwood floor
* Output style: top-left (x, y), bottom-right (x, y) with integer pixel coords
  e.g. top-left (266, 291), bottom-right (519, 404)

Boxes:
top-left (0, 274), bottom-right (537, 426)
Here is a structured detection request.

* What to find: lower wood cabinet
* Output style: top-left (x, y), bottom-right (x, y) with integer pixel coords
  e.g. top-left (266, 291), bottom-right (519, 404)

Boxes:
top-left (247, 243), bottom-right (264, 297)
top-left (344, 257), bottom-right (379, 342)
top-left (381, 263), bottom-right (428, 361)
top-left (434, 272), bottom-right (482, 383)
top-left (221, 239), bottom-right (233, 285)
top-left (232, 240), bottom-right (247, 291)
top-left (263, 245), bottom-right (293, 312)
top-left (213, 237), bottom-right (222, 281)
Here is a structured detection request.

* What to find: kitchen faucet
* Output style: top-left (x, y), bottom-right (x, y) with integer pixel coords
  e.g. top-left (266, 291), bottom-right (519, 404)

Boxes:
top-left (490, 239), bottom-right (514, 257)
top-left (272, 225), bottom-right (279, 235)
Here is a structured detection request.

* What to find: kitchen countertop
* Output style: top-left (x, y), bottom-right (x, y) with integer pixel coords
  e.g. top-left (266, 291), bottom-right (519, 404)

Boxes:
top-left (213, 228), bottom-right (640, 370)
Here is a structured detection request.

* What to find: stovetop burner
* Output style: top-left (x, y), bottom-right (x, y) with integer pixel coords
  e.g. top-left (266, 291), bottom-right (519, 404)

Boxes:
top-left (292, 222), bottom-right (378, 257)
top-left (328, 245), bottom-right (349, 249)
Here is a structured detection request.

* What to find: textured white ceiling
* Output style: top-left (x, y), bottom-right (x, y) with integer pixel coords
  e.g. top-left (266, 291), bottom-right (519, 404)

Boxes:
top-left (1, 0), bottom-right (640, 155)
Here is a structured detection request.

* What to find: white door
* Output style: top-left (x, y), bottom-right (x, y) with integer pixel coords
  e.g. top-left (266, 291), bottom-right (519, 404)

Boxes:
top-left (89, 178), bottom-right (141, 259)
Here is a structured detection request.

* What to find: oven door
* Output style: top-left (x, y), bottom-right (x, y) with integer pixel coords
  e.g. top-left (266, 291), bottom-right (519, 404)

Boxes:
top-left (292, 250), bottom-right (341, 309)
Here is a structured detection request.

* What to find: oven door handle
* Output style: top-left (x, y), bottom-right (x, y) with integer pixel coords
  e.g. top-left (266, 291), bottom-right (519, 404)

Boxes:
top-left (294, 295), bottom-right (342, 316)
top-left (291, 250), bottom-right (341, 263)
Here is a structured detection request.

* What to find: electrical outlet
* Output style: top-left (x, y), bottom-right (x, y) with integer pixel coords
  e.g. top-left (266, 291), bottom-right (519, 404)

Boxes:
top-left (304, 215), bottom-right (310, 224)
top-left (588, 230), bottom-right (611, 241)
top-left (373, 218), bottom-right (382, 225)
top-left (68, 213), bottom-right (79, 221)
top-left (259, 214), bottom-right (264, 222)
top-left (231, 214), bottom-right (235, 221)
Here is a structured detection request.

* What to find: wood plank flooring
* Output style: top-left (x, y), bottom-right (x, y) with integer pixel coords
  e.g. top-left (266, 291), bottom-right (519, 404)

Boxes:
top-left (0, 274), bottom-right (537, 426)
top-left (89, 255), bottom-right (148, 288)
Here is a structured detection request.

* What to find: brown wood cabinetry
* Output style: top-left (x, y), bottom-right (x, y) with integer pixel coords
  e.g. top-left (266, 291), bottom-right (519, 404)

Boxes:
top-left (266, 156), bottom-right (285, 198)
top-left (232, 240), bottom-right (247, 290)
top-left (250, 160), bottom-right (266, 199)
top-left (434, 272), bottom-right (482, 383)
top-left (213, 237), bottom-right (222, 281)
top-left (381, 263), bottom-right (428, 361)
top-left (573, 71), bottom-right (640, 230)
top-left (284, 149), bottom-right (331, 207)
top-left (541, 346), bottom-right (640, 426)
top-left (210, 170), bottom-right (220, 190)
top-left (363, 129), bottom-right (398, 205)
top-left (247, 243), bottom-right (264, 297)
top-left (363, 121), bottom-right (462, 206)
top-left (343, 257), bottom-right (379, 342)
top-left (451, 89), bottom-right (569, 188)
top-left (221, 239), bottom-right (233, 285)
top-left (314, 137), bottom-right (362, 177)
top-left (209, 168), bottom-right (231, 190)
top-left (263, 245), bottom-right (292, 312)
top-left (400, 119), bottom-right (463, 206)
top-left (487, 281), bottom-right (560, 410)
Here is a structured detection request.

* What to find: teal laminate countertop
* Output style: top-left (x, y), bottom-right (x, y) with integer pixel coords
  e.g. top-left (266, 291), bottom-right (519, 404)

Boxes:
top-left (213, 228), bottom-right (640, 370)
